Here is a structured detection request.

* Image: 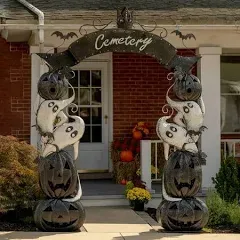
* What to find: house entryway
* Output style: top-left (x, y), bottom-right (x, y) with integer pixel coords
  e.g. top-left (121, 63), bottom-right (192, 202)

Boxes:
top-left (70, 61), bottom-right (111, 173)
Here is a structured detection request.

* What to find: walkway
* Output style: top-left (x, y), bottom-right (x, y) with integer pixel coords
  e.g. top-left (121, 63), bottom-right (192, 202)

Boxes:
top-left (0, 206), bottom-right (239, 240)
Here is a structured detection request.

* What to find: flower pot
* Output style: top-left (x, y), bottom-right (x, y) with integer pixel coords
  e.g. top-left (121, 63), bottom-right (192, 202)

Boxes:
top-left (131, 201), bottom-right (145, 211)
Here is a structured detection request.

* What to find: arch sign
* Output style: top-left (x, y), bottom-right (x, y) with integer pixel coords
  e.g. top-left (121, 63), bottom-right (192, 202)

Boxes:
top-left (37, 28), bottom-right (199, 73)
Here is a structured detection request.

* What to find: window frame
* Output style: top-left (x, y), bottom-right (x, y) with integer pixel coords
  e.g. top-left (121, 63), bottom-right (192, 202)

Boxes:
top-left (221, 55), bottom-right (240, 135)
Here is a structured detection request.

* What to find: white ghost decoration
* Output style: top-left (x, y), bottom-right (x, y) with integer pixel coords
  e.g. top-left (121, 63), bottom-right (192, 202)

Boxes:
top-left (54, 111), bottom-right (68, 129)
top-left (166, 95), bottom-right (205, 134)
top-left (63, 175), bottom-right (82, 202)
top-left (156, 116), bottom-right (198, 160)
top-left (36, 92), bottom-right (75, 137)
top-left (41, 116), bottom-right (85, 158)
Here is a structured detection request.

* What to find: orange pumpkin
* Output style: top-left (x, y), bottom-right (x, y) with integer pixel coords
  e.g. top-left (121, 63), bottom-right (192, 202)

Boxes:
top-left (133, 130), bottom-right (142, 140)
top-left (121, 179), bottom-right (127, 185)
top-left (120, 150), bottom-right (134, 162)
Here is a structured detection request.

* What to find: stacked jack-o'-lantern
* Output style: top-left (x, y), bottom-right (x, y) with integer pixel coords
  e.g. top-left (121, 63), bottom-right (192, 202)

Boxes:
top-left (34, 71), bottom-right (86, 232)
top-left (156, 70), bottom-right (209, 231)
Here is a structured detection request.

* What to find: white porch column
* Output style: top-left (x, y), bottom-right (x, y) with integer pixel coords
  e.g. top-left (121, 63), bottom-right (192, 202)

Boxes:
top-left (197, 47), bottom-right (222, 189)
top-left (140, 140), bottom-right (153, 192)
top-left (30, 46), bottom-right (53, 147)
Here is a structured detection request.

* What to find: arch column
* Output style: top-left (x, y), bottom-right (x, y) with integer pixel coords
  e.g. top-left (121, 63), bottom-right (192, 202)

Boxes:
top-left (197, 46), bottom-right (222, 189)
top-left (30, 46), bottom-right (53, 147)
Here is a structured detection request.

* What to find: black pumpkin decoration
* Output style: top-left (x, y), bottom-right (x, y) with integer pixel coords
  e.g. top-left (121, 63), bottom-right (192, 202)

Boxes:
top-left (34, 199), bottom-right (85, 232)
top-left (173, 74), bottom-right (202, 101)
top-left (38, 71), bottom-right (68, 100)
top-left (39, 151), bottom-right (78, 198)
top-left (164, 150), bottom-right (202, 198)
top-left (156, 198), bottom-right (209, 231)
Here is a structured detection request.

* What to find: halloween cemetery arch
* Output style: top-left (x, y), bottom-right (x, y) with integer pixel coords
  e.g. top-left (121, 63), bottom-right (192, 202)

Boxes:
top-left (35, 7), bottom-right (208, 232)
top-left (37, 28), bottom-right (199, 75)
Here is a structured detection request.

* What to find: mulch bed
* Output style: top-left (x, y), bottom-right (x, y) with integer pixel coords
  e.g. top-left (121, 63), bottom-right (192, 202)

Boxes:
top-left (0, 222), bottom-right (37, 232)
top-left (0, 208), bottom-right (38, 231)
top-left (146, 207), bottom-right (240, 234)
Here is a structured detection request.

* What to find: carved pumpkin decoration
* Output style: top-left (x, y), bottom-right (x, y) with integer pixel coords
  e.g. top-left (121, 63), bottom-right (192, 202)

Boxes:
top-left (39, 151), bottom-right (78, 198)
top-left (34, 199), bottom-right (85, 232)
top-left (164, 150), bottom-right (202, 197)
top-left (120, 150), bottom-right (134, 162)
top-left (38, 71), bottom-right (69, 100)
top-left (156, 198), bottom-right (209, 231)
top-left (173, 74), bottom-right (202, 101)
top-left (133, 131), bottom-right (142, 140)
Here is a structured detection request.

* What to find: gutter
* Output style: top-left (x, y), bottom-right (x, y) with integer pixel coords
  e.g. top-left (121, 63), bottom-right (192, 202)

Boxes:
top-left (0, 24), bottom-right (240, 31)
top-left (16, 0), bottom-right (45, 75)
top-left (16, 0), bottom-right (44, 53)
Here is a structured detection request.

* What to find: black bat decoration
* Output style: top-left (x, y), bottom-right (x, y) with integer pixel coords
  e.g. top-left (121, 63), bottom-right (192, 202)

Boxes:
top-left (51, 31), bottom-right (78, 40)
top-left (171, 30), bottom-right (196, 40)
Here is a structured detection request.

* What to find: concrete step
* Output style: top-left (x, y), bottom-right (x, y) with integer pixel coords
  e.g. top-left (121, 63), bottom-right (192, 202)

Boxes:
top-left (81, 194), bottom-right (163, 207)
top-left (81, 195), bottom-right (129, 207)
top-left (81, 193), bottom-right (206, 208)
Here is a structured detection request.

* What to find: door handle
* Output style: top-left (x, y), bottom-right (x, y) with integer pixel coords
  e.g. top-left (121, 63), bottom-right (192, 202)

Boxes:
top-left (104, 115), bottom-right (108, 124)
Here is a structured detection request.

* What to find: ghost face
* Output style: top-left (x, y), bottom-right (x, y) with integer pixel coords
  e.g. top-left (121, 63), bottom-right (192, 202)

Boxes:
top-left (36, 93), bottom-right (75, 137)
top-left (166, 96), bottom-right (204, 132)
top-left (156, 116), bottom-right (198, 159)
top-left (42, 116), bottom-right (85, 158)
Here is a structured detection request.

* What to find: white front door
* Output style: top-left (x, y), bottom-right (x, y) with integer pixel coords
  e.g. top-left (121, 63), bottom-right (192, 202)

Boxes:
top-left (69, 62), bottom-right (109, 172)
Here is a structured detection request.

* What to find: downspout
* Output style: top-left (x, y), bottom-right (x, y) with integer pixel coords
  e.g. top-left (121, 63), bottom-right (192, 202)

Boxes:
top-left (16, 0), bottom-right (45, 74)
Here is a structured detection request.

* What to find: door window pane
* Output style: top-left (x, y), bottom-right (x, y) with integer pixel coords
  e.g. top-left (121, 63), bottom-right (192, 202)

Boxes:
top-left (92, 107), bottom-right (102, 124)
top-left (80, 88), bottom-right (90, 105)
top-left (92, 70), bottom-right (101, 87)
top-left (92, 88), bottom-right (101, 105)
top-left (92, 126), bottom-right (102, 142)
top-left (80, 71), bottom-right (90, 87)
top-left (81, 126), bottom-right (90, 143)
top-left (79, 108), bottom-right (90, 124)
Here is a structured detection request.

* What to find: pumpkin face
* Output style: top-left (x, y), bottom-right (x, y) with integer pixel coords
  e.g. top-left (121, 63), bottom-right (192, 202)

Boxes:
top-left (38, 72), bottom-right (68, 100)
top-left (39, 151), bottom-right (78, 198)
top-left (133, 131), bottom-right (142, 140)
top-left (173, 74), bottom-right (202, 101)
top-left (34, 199), bottom-right (85, 231)
top-left (164, 150), bottom-right (202, 197)
top-left (120, 150), bottom-right (134, 162)
top-left (157, 199), bottom-right (209, 231)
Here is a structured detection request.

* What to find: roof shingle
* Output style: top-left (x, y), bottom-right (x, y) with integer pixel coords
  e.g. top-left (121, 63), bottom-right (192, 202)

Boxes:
top-left (1, 0), bottom-right (240, 24)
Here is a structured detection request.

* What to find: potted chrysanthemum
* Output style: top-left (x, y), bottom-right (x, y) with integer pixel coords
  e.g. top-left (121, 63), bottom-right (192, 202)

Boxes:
top-left (126, 187), bottom-right (151, 211)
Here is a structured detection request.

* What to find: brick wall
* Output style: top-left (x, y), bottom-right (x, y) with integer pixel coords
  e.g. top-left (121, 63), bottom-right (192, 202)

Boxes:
top-left (0, 37), bottom-right (31, 142)
top-left (113, 50), bottom-right (196, 140)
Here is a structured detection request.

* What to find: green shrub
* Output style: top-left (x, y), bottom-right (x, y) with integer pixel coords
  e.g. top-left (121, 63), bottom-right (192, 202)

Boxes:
top-left (212, 156), bottom-right (240, 203)
top-left (228, 202), bottom-right (240, 226)
top-left (206, 190), bottom-right (240, 227)
top-left (206, 190), bottom-right (231, 226)
top-left (0, 135), bottom-right (43, 210)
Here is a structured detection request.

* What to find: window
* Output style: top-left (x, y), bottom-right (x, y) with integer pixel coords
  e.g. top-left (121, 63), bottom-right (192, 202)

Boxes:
top-left (68, 70), bottom-right (103, 142)
top-left (221, 56), bottom-right (240, 134)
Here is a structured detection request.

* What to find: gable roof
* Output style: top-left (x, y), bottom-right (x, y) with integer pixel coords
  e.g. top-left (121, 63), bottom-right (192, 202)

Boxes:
top-left (1, 0), bottom-right (240, 24)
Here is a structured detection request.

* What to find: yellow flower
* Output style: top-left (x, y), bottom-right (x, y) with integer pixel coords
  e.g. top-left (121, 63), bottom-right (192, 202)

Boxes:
top-left (151, 165), bottom-right (159, 174)
top-left (138, 122), bottom-right (145, 127)
top-left (126, 187), bottom-right (151, 202)
top-left (143, 129), bottom-right (149, 135)
top-left (137, 166), bottom-right (159, 176)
